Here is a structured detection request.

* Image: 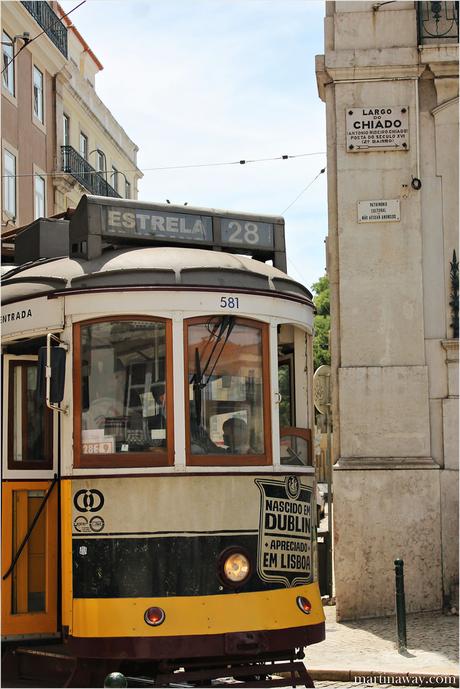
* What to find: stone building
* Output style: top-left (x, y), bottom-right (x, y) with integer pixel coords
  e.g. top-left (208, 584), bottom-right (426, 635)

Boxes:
top-left (316, 1), bottom-right (458, 619)
top-left (1, 1), bottom-right (142, 237)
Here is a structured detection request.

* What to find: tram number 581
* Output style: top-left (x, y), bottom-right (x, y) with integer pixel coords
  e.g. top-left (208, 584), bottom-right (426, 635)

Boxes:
top-left (220, 296), bottom-right (240, 309)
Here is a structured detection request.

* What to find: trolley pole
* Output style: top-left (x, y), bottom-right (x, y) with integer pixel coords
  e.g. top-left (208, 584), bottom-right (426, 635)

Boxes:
top-left (394, 558), bottom-right (407, 652)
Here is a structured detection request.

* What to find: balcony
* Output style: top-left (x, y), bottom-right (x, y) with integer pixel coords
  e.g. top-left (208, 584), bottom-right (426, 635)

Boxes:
top-left (417, 1), bottom-right (459, 44)
top-left (61, 146), bottom-right (121, 198)
top-left (22, 1), bottom-right (68, 57)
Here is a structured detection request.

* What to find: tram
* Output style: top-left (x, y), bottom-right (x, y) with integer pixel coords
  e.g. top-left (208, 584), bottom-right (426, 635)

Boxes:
top-left (1, 195), bottom-right (325, 687)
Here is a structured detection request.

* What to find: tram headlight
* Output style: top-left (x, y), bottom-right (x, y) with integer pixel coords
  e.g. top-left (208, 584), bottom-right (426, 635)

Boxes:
top-left (144, 606), bottom-right (166, 626)
top-left (219, 547), bottom-right (251, 586)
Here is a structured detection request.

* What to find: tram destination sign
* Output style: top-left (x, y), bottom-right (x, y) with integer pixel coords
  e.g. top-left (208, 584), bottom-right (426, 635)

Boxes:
top-left (346, 106), bottom-right (409, 151)
top-left (106, 207), bottom-right (213, 242)
top-left (69, 196), bottom-right (285, 269)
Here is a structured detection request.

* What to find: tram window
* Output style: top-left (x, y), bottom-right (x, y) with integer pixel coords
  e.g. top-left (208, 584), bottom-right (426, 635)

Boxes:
top-left (74, 318), bottom-right (172, 467)
top-left (186, 316), bottom-right (271, 466)
top-left (278, 357), bottom-right (294, 427)
top-left (8, 362), bottom-right (52, 469)
top-left (280, 429), bottom-right (312, 466)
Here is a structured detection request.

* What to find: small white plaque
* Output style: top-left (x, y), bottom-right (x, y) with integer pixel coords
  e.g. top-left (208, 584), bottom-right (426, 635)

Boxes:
top-left (151, 429), bottom-right (166, 440)
top-left (358, 199), bottom-right (400, 223)
top-left (347, 106), bottom-right (409, 151)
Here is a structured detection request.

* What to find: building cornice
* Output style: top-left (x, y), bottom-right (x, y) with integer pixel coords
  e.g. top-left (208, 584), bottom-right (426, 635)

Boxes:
top-left (441, 339), bottom-right (459, 363)
top-left (334, 457), bottom-right (439, 471)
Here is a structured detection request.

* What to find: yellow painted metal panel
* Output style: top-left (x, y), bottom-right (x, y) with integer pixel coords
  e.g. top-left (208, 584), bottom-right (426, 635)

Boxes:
top-left (1, 481), bottom-right (58, 637)
top-left (72, 582), bottom-right (324, 638)
top-left (60, 480), bottom-right (73, 631)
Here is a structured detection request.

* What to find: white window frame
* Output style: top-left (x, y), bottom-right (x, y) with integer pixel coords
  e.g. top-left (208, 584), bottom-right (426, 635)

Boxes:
top-left (2, 30), bottom-right (15, 99)
top-left (79, 132), bottom-right (88, 160)
top-left (33, 65), bottom-right (44, 124)
top-left (96, 150), bottom-right (105, 173)
top-left (63, 113), bottom-right (70, 146)
top-left (34, 171), bottom-right (46, 219)
top-left (3, 146), bottom-right (17, 218)
top-left (111, 165), bottom-right (118, 192)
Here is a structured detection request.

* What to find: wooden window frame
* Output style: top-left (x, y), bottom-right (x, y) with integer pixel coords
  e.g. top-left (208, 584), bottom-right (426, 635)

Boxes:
top-left (7, 360), bottom-right (53, 471)
top-left (184, 316), bottom-right (272, 467)
top-left (73, 316), bottom-right (174, 469)
top-left (280, 427), bottom-right (313, 467)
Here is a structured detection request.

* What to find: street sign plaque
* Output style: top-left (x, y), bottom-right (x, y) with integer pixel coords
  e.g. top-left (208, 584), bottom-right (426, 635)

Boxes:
top-left (346, 106), bottom-right (409, 151)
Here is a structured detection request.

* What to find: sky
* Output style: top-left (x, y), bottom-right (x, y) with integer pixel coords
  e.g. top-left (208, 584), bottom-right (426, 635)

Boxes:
top-left (60, 0), bottom-right (328, 289)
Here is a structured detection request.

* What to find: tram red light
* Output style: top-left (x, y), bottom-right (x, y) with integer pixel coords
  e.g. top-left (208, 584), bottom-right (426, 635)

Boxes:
top-left (144, 606), bottom-right (165, 626)
top-left (296, 596), bottom-right (312, 614)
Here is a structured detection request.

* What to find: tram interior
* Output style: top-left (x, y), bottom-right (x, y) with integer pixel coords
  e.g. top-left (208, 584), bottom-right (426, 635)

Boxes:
top-left (3, 321), bottom-right (312, 463)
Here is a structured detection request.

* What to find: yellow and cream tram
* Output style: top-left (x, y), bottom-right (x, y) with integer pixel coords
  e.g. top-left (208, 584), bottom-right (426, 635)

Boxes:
top-left (1, 195), bottom-right (324, 687)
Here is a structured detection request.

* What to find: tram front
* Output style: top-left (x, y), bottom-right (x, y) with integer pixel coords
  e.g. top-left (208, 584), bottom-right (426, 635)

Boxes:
top-left (1, 196), bottom-right (324, 688)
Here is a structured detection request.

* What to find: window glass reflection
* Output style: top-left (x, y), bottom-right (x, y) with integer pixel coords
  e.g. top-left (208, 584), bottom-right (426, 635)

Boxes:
top-left (10, 363), bottom-right (51, 466)
top-left (188, 317), bottom-right (265, 456)
top-left (81, 320), bottom-right (167, 455)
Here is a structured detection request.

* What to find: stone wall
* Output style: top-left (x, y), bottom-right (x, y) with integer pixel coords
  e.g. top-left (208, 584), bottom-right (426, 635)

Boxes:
top-left (316, 1), bottom-right (458, 619)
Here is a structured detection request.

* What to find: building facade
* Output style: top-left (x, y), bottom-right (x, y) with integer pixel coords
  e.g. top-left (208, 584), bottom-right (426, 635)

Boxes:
top-left (1, 1), bottom-right (142, 237)
top-left (2, 1), bottom-right (66, 231)
top-left (316, 1), bottom-right (458, 619)
top-left (53, 2), bottom-right (142, 214)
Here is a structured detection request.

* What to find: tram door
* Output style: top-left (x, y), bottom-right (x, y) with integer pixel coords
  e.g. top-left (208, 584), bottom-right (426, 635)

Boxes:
top-left (2, 355), bottom-right (59, 637)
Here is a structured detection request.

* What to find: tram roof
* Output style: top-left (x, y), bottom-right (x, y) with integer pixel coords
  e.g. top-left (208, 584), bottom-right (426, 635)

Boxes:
top-left (1, 246), bottom-right (313, 305)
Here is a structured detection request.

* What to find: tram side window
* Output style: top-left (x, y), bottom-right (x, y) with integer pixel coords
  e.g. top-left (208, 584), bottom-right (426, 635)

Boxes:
top-left (278, 328), bottom-right (312, 466)
top-left (76, 319), bottom-right (171, 467)
top-left (186, 316), bottom-right (271, 465)
top-left (8, 362), bottom-right (52, 469)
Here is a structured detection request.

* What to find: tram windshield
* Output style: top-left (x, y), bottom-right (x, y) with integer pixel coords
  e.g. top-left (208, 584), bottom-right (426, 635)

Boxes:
top-left (79, 319), bottom-right (168, 457)
top-left (187, 317), bottom-right (266, 458)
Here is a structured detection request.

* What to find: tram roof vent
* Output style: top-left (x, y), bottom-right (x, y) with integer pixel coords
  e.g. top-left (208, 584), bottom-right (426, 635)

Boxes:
top-left (69, 195), bottom-right (287, 272)
top-left (15, 218), bottom-right (70, 265)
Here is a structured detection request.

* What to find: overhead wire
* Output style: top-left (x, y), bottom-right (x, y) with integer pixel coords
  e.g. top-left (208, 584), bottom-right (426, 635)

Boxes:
top-left (281, 166), bottom-right (327, 286)
top-left (1, 1), bottom-right (86, 75)
top-left (1, 151), bottom-right (326, 179)
top-left (281, 166), bottom-right (326, 215)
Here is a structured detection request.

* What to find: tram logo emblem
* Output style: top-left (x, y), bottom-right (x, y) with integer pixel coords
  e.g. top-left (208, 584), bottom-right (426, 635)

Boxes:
top-left (286, 475), bottom-right (301, 500)
top-left (74, 489), bottom-right (105, 513)
top-left (255, 477), bottom-right (312, 587)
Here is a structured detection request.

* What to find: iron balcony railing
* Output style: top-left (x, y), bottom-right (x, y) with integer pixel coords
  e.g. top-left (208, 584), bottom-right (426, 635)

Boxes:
top-left (61, 146), bottom-right (121, 198)
top-left (417, 1), bottom-right (459, 44)
top-left (21, 1), bottom-right (68, 57)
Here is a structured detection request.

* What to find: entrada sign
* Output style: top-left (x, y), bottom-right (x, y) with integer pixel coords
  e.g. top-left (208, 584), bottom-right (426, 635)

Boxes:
top-left (346, 106), bottom-right (409, 151)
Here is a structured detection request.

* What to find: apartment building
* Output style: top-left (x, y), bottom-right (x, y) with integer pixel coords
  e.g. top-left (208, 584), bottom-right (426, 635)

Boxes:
top-left (2, 1), bottom-right (66, 231)
top-left (53, 2), bottom-right (142, 213)
top-left (1, 1), bottom-right (142, 237)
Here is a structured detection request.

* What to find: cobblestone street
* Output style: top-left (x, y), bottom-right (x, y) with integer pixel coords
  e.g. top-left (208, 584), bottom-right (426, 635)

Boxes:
top-left (302, 603), bottom-right (459, 688)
